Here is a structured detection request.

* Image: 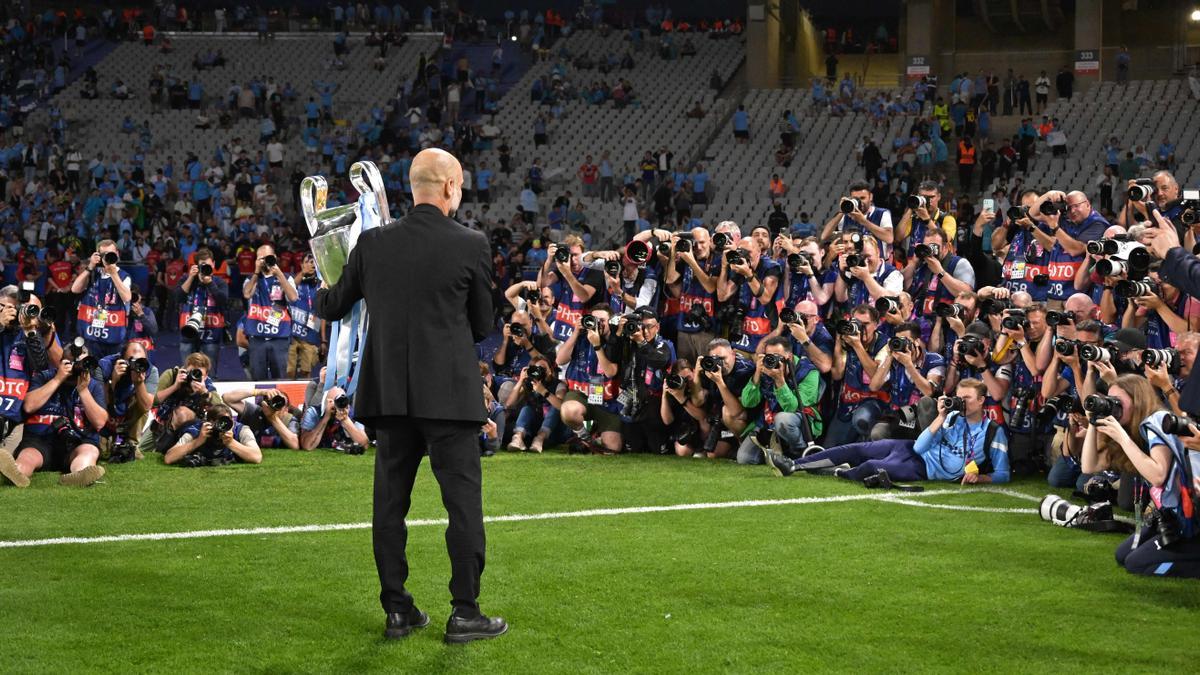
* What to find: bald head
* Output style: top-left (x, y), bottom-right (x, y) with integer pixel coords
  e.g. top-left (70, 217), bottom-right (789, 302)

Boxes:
top-left (410, 148), bottom-right (464, 216)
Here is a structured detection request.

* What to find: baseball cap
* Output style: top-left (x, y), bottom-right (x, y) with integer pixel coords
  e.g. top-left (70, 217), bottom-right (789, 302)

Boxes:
top-left (965, 321), bottom-right (993, 340)
top-left (1109, 327), bottom-right (1147, 353)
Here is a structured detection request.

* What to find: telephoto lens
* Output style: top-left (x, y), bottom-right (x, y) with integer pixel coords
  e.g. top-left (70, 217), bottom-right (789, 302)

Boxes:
top-left (199, 262), bottom-right (214, 277)
top-left (1038, 394), bottom-right (1076, 423)
top-left (700, 355), bottom-right (721, 373)
top-left (836, 319), bottom-right (862, 336)
top-left (1161, 413), bottom-right (1196, 437)
top-left (1086, 239), bottom-right (1121, 256)
top-left (1128, 182), bottom-right (1154, 202)
top-left (656, 241), bottom-right (672, 257)
top-left (1142, 348), bottom-right (1179, 371)
top-left (779, 308), bottom-right (799, 324)
top-left (333, 394), bottom-right (350, 410)
top-left (526, 364), bottom-right (547, 382)
top-left (1095, 258), bottom-right (1128, 277)
top-left (263, 254), bottom-right (278, 268)
top-left (664, 374), bottom-right (685, 390)
top-left (130, 357), bottom-right (150, 373)
top-left (1039, 201), bottom-right (1066, 216)
top-left (787, 253), bottom-right (809, 273)
top-left (844, 253), bottom-right (865, 269)
top-left (604, 260), bottom-right (621, 277)
top-left (935, 303), bottom-right (964, 318)
top-left (181, 311), bottom-right (204, 340)
top-left (509, 323), bottom-right (527, 339)
top-left (839, 197), bottom-right (862, 214)
top-left (1007, 205), bottom-right (1029, 221)
top-left (914, 243), bottom-right (939, 259)
top-left (675, 238), bottom-right (692, 253)
top-left (1054, 339), bottom-right (1079, 356)
top-left (1077, 344), bottom-right (1111, 363)
top-left (20, 304), bottom-right (40, 321)
top-left (875, 296), bottom-right (900, 315)
top-left (580, 315), bottom-right (598, 332)
top-left (1114, 278), bottom-right (1159, 299)
top-left (554, 247), bottom-right (571, 264)
top-left (762, 353), bottom-right (782, 370)
top-left (712, 232), bottom-right (731, 250)
top-left (1083, 394), bottom-right (1122, 421)
top-left (626, 240), bottom-right (651, 264)
top-left (724, 250), bottom-right (745, 267)
top-left (186, 367), bottom-right (204, 383)
top-left (978, 297), bottom-right (1012, 316)
top-left (102, 251), bottom-right (119, 266)
top-left (907, 194), bottom-right (927, 210)
top-left (266, 394), bottom-right (288, 410)
top-left (888, 336), bottom-right (912, 352)
top-left (1001, 310), bottom-right (1030, 331)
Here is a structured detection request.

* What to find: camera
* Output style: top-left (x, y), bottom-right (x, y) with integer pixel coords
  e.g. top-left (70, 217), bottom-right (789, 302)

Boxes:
top-left (836, 318), bottom-right (863, 337)
top-left (102, 251), bottom-right (119, 266)
top-left (50, 416), bottom-right (84, 446)
top-left (604, 260), bottom-right (621, 277)
top-left (712, 232), bottom-right (732, 250)
top-left (518, 286), bottom-right (540, 303)
top-left (956, 334), bottom-right (984, 357)
top-left (265, 393), bottom-right (288, 411)
top-left (779, 308), bottom-right (799, 324)
top-left (1038, 393), bottom-right (1076, 424)
top-left (665, 373), bottom-right (685, 390)
top-left (914, 243), bottom-right (940, 260)
top-left (1094, 241), bottom-right (1150, 277)
top-left (935, 303), bottom-right (965, 319)
top-left (181, 311), bottom-right (205, 341)
top-left (725, 250), bottom-right (745, 267)
top-left (262, 254), bottom-right (278, 269)
top-left (1114, 278), bottom-right (1160, 299)
top-left (685, 302), bottom-right (707, 323)
top-left (1161, 413), bottom-right (1196, 437)
top-left (580, 315), bottom-right (599, 332)
top-left (206, 408), bottom-right (234, 434)
top-left (787, 252), bottom-right (810, 273)
top-left (508, 323), bottom-right (527, 339)
top-left (1007, 205), bottom-right (1030, 221)
top-left (906, 194), bottom-right (928, 210)
top-left (888, 336), bottom-right (912, 352)
top-left (554, 247), bottom-right (571, 264)
top-left (626, 240), bottom-right (651, 265)
top-left (1054, 339), bottom-right (1079, 356)
top-left (1086, 238), bottom-right (1122, 256)
top-left (1010, 389), bottom-right (1034, 429)
top-left (199, 262), bottom-right (213, 277)
top-left (762, 353), bottom-right (783, 370)
top-left (1045, 310), bottom-right (1073, 327)
top-left (843, 254), bottom-right (866, 274)
top-left (875, 296), bottom-right (901, 315)
top-left (20, 304), bottom-right (40, 321)
top-left (1128, 179), bottom-right (1155, 203)
top-left (621, 317), bottom-right (640, 338)
top-left (120, 356), bottom-right (150, 375)
top-left (700, 355), bottom-right (721, 373)
top-left (526, 364), bottom-right (547, 383)
top-left (941, 396), bottom-right (965, 413)
top-left (656, 241), bottom-right (673, 257)
top-left (1078, 343), bottom-right (1112, 363)
top-left (1032, 273), bottom-right (1050, 286)
top-left (675, 238), bottom-right (692, 253)
top-left (333, 394), bottom-right (350, 410)
top-left (839, 197), bottom-right (863, 214)
top-left (977, 297), bottom-right (1012, 316)
top-left (1142, 348), bottom-right (1180, 373)
top-left (846, 232), bottom-right (865, 252)
top-left (1083, 394), bottom-right (1122, 421)
top-left (185, 367), bottom-right (204, 383)
top-left (1001, 310), bottom-right (1029, 331)
top-left (1039, 201), bottom-right (1067, 216)
top-left (130, 289), bottom-right (141, 305)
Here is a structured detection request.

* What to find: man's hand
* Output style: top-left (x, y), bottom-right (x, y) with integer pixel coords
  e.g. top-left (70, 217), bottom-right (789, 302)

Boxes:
top-left (975, 209), bottom-right (995, 227)
top-left (188, 264), bottom-right (200, 279)
top-left (731, 261), bottom-right (753, 278)
top-left (914, 205), bottom-right (931, 221)
top-left (197, 421), bottom-right (213, 442)
top-left (1144, 212), bottom-right (1182, 259)
top-left (1146, 362), bottom-right (1173, 391)
top-left (925, 255), bottom-right (945, 275)
top-left (190, 379), bottom-right (207, 395)
top-left (55, 358), bottom-right (74, 383)
top-left (87, 252), bottom-right (101, 271)
top-left (848, 263), bottom-right (871, 280)
top-left (112, 359), bottom-right (129, 382)
top-left (1094, 359), bottom-right (1118, 385)
top-left (586, 327), bottom-right (601, 348)
top-left (1093, 415), bottom-right (1130, 444)
top-left (1135, 293), bottom-right (1164, 311)
top-left (892, 346), bottom-right (914, 368)
top-left (482, 418), bottom-right (498, 439)
top-left (787, 321), bottom-right (810, 343)
top-left (220, 429), bottom-right (235, 446)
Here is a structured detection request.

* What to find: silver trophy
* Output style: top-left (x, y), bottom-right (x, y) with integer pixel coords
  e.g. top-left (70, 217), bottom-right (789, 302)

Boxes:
top-left (301, 161), bottom-right (391, 285)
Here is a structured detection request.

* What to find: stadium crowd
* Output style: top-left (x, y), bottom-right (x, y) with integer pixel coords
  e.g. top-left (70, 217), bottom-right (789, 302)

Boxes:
top-left (0, 4), bottom-right (1196, 579)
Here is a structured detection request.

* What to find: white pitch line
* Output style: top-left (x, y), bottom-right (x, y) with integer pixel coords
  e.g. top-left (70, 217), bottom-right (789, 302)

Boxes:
top-left (0, 487), bottom-right (1041, 549)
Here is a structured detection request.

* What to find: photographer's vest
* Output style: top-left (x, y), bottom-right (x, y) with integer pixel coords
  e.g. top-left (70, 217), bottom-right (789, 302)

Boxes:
top-left (628, 336), bottom-right (675, 401)
top-left (76, 269), bottom-right (130, 345)
top-left (905, 211), bottom-right (949, 258)
top-left (847, 261), bottom-right (898, 309)
top-left (1140, 412), bottom-right (1200, 540)
top-left (179, 282), bottom-right (227, 343)
top-left (1047, 212), bottom-right (1106, 301)
top-left (889, 351), bottom-right (944, 411)
top-left (180, 418), bottom-right (247, 465)
top-left (677, 256), bottom-right (718, 334)
top-left (730, 259), bottom-right (781, 353)
top-left (245, 276), bottom-right (292, 339)
top-left (23, 367), bottom-right (102, 444)
top-left (839, 333), bottom-right (889, 407)
top-left (128, 310), bottom-right (156, 353)
top-left (563, 339), bottom-right (621, 414)
top-left (0, 328), bottom-right (29, 423)
top-left (550, 270), bottom-right (594, 342)
top-left (289, 277), bottom-right (322, 346)
top-left (99, 353), bottom-right (138, 428)
top-left (1001, 226), bottom-right (1050, 301)
top-left (1005, 349), bottom-right (1041, 434)
top-left (750, 364), bottom-right (800, 428)
top-left (785, 267), bottom-right (815, 307)
top-left (910, 254), bottom-right (965, 316)
top-left (607, 265), bottom-right (655, 316)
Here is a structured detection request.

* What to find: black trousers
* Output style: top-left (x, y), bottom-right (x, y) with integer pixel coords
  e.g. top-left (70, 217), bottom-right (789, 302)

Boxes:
top-left (372, 416), bottom-right (486, 618)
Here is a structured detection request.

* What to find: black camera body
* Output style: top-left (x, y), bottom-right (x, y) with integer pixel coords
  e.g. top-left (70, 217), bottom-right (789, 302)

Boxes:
top-left (527, 364), bottom-right (547, 383)
top-left (787, 252), bottom-right (810, 273)
top-left (50, 416), bottom-right (84, 447)
top-left (1007, 205), bottom-right (1030, 221)
top-left (1054, 339), bottom-right (1079, 357)
top-left (978, 297), bottom-right (1012, 316)
top-left (675, 238), bottom-right (693, 254)
top-left (199, 262), bottom-right (214, 277)
top-left (779, 308), bottom-right (798, 325)
top-left (1001, 310), bottom-right (1030, 331)
top-left (102, 251), bottom-right (119, 266)
top-left (333, 394), bottom-right (350, 410)
top-left (262, 254), bottom-right (278, 269)
top-left (935, 303), bottom-right (965, 319)
top-left (1115, 278), bottom-right (1160, 300)
top-left (665, 373), bottom-right (685, 390)
top-left (1039, 200), bottom-right (1067, 216)
top-left (956, 334), bottom-right (984, 358)
top-left (604, 260), bottom-right (622, 277)
top-left (265, 394), bottom-right (288, 411)
top-left (835, 318), bottom-right (863, 337)
top-left (725, 250), bottom-right (745, 267)
top-left (941, 396), bottom-right (965, 414)
top-left (762, 353), bottom-right (783, 370)
top-left (700, 355), bottom-right (722, 373)
top-left (185, 367), bottom-right (204, 384)
top-left (206, 409), bottom-right (234, 434)
top-left (1045, 310), bottom-right (1073, 327)
top-left (1161, 413), bottom-right (1196, 438)
top-left (509, 323), bottom-right (527, 339)
top-left (1039, 393), bottom-right (1077, 424)
top-left (888, 336), bottom-right (912, 353)
top-left (914, 243), bottom-right (940, 260)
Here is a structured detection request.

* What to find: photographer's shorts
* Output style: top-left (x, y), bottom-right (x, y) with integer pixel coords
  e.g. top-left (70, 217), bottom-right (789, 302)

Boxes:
top-left (19, 433), bottom-right (68, 473)
top-left (563, 391), bottom-right (622, 435)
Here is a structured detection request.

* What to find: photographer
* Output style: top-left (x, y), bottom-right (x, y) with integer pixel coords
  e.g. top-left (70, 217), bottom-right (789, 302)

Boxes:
top-left (827, 304), bottom-right (888, 446)
top-left (994, 303), bottom-right (1051, 471)
top-left (737, 335), bottom-right (821, 463)
top-left (661, 360), bottom-right (707, 457)
top-left (1145, 332), bottom-right (1198, 416)
top-left (126, 287), bottom-right (158, 355)
top-left (868, 322), bottom-right (944, 440)
top-left (70, 238), bottom-right (134, 359)
top-left (97, 341), bottom-right (159, 461)
top-left (664, 227), bottom-right (720, 362)
top-left (493, 311), bottom-right (549, 402)
top-left (1027, 190), bottom-right (1109, 307)
top-left (242, 244), bottom-right (298, 380)
top-left (896, 180), bottom-right (957, 259)
top-left (178, 248), bottom-right (228, 369)
top-left (164, 403), bottom-right (262, 467)
top-left (903, 227), bottom-right (977, 317)
top-left (819, 181), bottom-right (895, 255)
top-left (1144, 209), bottom-right (1200, 416)
top-left (222, 387), bottom-right (301, 450)
top-left (135, 353), bottom-right (223, 458)
top-left (717, 237), bottom-right (781, 355)
top-left (993, 188), bottom-right (1052, 302)
top-left (1121, 270), bottom-right (1186, 351)
top-left (555, 306), bottom-right (623, 454)
top-left (615, 311), bottom-right (675, 454)
top-left (770, 299), bottom-right (833, 375)
top-left (504, 281), bottom-right (558, 343)
top-left (768, 379), bottom-right (1010, 485)
top-left (1080, 374), bottom-right (1164, 514)
top-left (599, 240), bottom-right (660, 316)
top-left (539, 235), bottom-right (603, 342)
top-left (693, 338), bottom-right (753, 458)
top-left (300, 384), bottom-right (371, 453)
top-left (3, 344), bottom-right (109, 487)
top-left (287, 253), bottom-right (324, 378)
top-left (943, 321), bottom-right (1011, 424)
top-left (505, 356), bottom-right (569, 453)
top-left (833, 235), bottom-right (902, 310)
top-left (777, 237), bottom-right (832, 308)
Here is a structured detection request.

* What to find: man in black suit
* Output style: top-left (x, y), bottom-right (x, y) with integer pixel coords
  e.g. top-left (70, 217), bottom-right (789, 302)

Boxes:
top-left (314, 148), bottom-right (507, 644)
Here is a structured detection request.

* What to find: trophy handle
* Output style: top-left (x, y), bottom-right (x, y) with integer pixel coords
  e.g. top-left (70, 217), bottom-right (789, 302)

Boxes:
top-left (349, 161), bottom-right (391, 224)
top-left (300, 175), bottom-right (328, 237)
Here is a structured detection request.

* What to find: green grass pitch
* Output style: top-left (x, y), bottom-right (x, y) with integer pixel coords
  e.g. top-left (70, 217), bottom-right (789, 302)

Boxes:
top-left (2, 449), bottom-right (1197, 673)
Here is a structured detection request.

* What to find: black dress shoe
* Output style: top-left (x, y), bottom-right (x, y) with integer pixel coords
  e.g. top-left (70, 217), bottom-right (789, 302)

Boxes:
top-left (444, 613), bottom-right (508, 644)
top-left (384, 607), bottom-right (430, 639)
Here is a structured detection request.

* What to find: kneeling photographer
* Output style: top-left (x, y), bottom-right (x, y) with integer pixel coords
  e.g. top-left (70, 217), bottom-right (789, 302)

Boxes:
top-left (1080, 374), bottom-right (1162, 511)
top-left (300, 385), bottom-right (370, 454)
top-left (1079, 373), bottom-right (1200, 577)
top-left (736, 335), bottom-right (822, 463)
top-left (504, 356), bottom-right (569, 453)
top-left (164, 403), bottom-right (262, 467)
top-left (222, 387), bottom-right (300, 450)
top-left (3, 343), bottom-right (109, 487)
top-left (136, 353), bottom-right (222, 457)
top-left (555, 306), bottom-right (624, 454)
top-left (98, 341), bottom-right (159, 462)
top-left (868, 322), bottom-right (945, 440)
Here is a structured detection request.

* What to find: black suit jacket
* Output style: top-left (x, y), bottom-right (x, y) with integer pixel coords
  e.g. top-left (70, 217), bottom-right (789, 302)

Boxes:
top-left (314, 204), bottom-right (493, 423)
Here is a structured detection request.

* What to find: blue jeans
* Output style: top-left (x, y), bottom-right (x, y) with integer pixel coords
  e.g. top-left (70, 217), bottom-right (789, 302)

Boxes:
top-left (179, 339), bottom-right (221, 373)
top-left (823, 399), bottom-right (884, 448)
top-left (1047, 455), bottom-right (1087, 490)
top-left (247, 337), bottom-right (289, 380)
top-left (736, 412), bottom-right (807, 464)
top-left (514, 405), bottom-right (571, 445)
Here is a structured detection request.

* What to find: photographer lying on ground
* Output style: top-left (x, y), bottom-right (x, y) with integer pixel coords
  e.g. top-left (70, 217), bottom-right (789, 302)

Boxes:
top-left (222, 387), bottom-right (300, 450)
top-left (136, 352), bottom-right (223, 457)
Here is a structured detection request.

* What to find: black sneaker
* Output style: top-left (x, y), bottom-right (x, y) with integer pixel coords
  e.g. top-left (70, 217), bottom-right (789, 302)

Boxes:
top-left (384, 607), bottom-right (430, 639)
top-left (444, 613), bottom-right (508, 644)
top-left (862, 469), bottom-right (894, 489)
top-left (763, 448), bottom-right (796, 477)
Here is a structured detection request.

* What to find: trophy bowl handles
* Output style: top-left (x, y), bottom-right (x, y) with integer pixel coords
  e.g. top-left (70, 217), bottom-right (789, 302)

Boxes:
top-left (349, 161), bottom-right (391, 224)
top-left (300, 175), bottom-right (329, 237)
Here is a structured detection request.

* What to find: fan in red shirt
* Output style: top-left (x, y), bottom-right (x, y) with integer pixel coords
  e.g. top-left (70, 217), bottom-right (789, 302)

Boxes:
top-left (44, 248), bottom-right (77, 333)
top-left (577, 156), bottom-right (599, 200)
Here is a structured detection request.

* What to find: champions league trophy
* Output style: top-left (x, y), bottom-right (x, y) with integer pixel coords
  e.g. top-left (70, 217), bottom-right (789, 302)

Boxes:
top-left (302, 161), bottom-right (392, 398)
